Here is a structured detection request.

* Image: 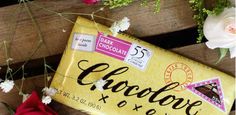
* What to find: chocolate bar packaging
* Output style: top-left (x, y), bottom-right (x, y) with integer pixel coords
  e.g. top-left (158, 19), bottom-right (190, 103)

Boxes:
top-left (50, 16), bottom-right (235, 115)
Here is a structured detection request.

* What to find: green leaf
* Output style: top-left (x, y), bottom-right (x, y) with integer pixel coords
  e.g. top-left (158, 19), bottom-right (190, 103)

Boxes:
top-left (216, 48), bottom-right (229, 64)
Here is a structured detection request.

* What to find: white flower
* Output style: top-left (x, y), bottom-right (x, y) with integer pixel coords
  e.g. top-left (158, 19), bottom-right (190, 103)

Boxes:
top-left (0, 80), bottom-right (14, 93)
top-left (203, 7), bottom-right (236, 58)
top-left (42, 95), bottom-right (52, 105)
top-left (94, 79), bottom-right (107, 91)
top-left (110, 22), bottom-right (120, 36)
top-left (6, 58), bottom-right (13, 62)
top-left (109, 17), bottom-right (130, 36)
top-left (42, 87), bottom-right (57, 96)
top-left (117, 17), bottom-right (130, 31)
top-left (62, 29), bottom-right (66, 33)
top-left (41, 87), bottom-right (57, 104)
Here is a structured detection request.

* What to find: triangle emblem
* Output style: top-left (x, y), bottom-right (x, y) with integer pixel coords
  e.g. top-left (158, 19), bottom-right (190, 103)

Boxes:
top-left (186, 78), bottom-right (226, 112)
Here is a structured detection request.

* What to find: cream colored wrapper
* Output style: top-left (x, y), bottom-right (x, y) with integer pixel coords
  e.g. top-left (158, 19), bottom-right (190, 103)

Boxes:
top-left (50, 16), bottom-right (235, 115)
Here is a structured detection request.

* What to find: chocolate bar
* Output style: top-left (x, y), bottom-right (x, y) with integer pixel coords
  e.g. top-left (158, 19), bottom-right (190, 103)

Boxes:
top-left (50, 16), bottom-right (235, 115)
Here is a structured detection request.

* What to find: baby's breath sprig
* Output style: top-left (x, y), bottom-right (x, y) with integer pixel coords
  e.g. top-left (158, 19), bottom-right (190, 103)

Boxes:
top-left (103, 0), bottom-right (161, 13)
top-left (103, 0), bottom-right (133, 9)
top-left (189, 0), bottom-right (207, 43)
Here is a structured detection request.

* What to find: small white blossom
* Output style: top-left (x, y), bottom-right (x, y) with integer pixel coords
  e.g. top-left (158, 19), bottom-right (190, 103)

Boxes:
top-left (110, 22), bottom-right (120, 36)
top-left (22, 93), bottom-right (30, 102)
top-left (42, 95), bottom-right (52, 105)
top-left (109, 17), bottom-right (130, 36)
top-left (62, 29), bottom-right (66, 33)
top-left (99, 7), bottom-right (104, 11)
top-left (41, 87), bottom-right (57, 105)
top-left (6, 58), bottom-right (13, 62)
top-left (94, 79), bottom-right (107, 91)
top-left (42, 87), bottom-right (57, 96)
top-left (0, 80), bottom-right (14, 93)
top-left (117, 17), bottom-right (130, 31)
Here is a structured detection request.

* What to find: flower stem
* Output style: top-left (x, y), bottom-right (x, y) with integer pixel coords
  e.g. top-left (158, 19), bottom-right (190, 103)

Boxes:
top-left (44, 58), bottom-right (48, 87)
top-left (62, 12), bottom-right (116, 22)
top-left (28, 1), bottom-right (116, 22)
top-left (3, 41), bottom-right (12, 80)
top-left (19, 65), bottom-right (25, 95)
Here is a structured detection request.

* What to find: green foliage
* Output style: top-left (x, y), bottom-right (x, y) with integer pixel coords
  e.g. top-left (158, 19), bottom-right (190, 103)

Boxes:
top-left (103, 0), bottom-right (231, 43)
top-left (103, 0), bottom-right (133, 9)
top-left (103, 0), bottom-right (161, 12)
top-left (203, 0), bottom-right (231, 15)
top-left (188, 0), bottom-right (231, 43)
top-left (141, 0), bottom-right (148, 6)
top-left (154, 0), bottom-right (161, 13)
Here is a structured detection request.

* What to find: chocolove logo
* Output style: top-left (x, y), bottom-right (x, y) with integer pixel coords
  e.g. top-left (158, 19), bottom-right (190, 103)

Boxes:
top-left (77, 60), bottom-right (202, 115)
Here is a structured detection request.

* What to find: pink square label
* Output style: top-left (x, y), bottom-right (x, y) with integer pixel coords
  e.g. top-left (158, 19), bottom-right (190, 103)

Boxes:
top-left (95, 33), bottom-right (132, 60)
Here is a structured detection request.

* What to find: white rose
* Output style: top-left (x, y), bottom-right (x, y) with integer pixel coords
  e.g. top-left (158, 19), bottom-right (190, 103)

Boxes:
top-left (203, 7), bottom-right (236, 58)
